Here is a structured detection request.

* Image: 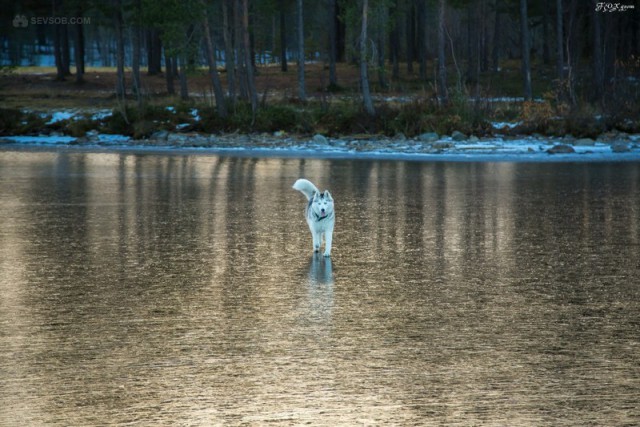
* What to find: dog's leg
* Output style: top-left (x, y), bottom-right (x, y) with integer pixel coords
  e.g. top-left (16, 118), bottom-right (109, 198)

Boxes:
top-left (312, 231), bottom-right (322, 253)
top-left (323, 228), bottom-right (333, 257)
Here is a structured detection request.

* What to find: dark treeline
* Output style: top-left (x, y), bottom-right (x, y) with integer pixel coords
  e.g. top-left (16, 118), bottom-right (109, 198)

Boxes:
top-left (2, 0), bottom-right (639, 115)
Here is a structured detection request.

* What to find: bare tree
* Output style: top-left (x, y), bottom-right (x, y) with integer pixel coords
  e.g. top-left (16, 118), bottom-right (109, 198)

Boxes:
top-left (390, 1), bottom-right (400, 80)
top-left (556, 0), bottom-right (564, 80)
top-left (297, 0), bottom-right (306, 101)
top-left (437, 0), bottom-right (448, 103)
top-left (222, 0), bottom-right (236, 103)
top-left (520, 0), bottom-right (532, 100)
top-left (147, 29), bottom-right (162, 75)
top-left (202, 1), bottom-right (228, 117)
top-left (360, 0), bottom-right (375, 115)
top-left (592, 0), bottom-right (604, 101)
top-left (376, 3), bottom-right (388, 88)
top-left (178, 55), bottom-right (189, 100)
top-left (542, 1), bottom-right (550, 64)
top-left (280, 0), bottom-right (288, 72)
top-left (164, 49), bottom-right (175, 95)
top-left (61, 22), bottom-right (71, 76)
top-left (406, 2), bottom-right (415, 74)
top-left (418, 0), bottom-right (428, 81)
top-left (73, 5), bottom-right (85, 84)
top-left (242, 0), bottom-right (258, 113)
top-left (113, 0), bottom-right (126, 98)
top-left (492, 0), bottom-right (501, 72)
top-left (131, 0), bottom-right (142, 103)
top-left (328, 0), bottom-right (338, 86)
top-left (53, 0), bottom-right (65, 81)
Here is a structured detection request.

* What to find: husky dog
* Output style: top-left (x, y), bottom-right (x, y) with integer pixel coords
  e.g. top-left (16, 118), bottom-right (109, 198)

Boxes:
top-left (293, 179), bottom-right (335, 257)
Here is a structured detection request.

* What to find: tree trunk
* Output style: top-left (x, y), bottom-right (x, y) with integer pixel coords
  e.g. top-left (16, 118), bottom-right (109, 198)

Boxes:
top-left (407, 3), bottom-right (415, 74)
top-left (418, 0), bottom-right (428, 81)
top-left (74, 4), bottom-right (85, 83)
top-left (542, 1), bottom-right (550, 64)
top-left (603, 11), bottom-right (615, 85)
top-left (592, 0), bottom-right (604, 101)
top-left (335, 2), bottom-right (346, 62)
top-left (360, 0), bottom-right (375, 116)
top-left (328, 0), bottom-right (338, 85)
top-left (178, 55), bottom-right (189, 100)
top-left (222, 0), bottom-right (236, 102)
top-left (131, 1), bottom-right (142, 102)
top-left (52, 0), bottom-right (65, 81)
top-left (297, 0), bottom-right (306, 101)
top-left (480, 0), bottom-right (489, 72)
top-left (390, 3), bottom-right (400, 80)
top-left (492, 0), bottom-right (501, 72)
top-left (114, 0), bottom-right (126, 98)
top-left (466, 1), bottom-right (475, 82)
top-left (74, 20), bottom-right (84, 83)
top-left (279, 0), bottom-right (288, 71)
top-left (242, 0), bottom-right (258, 112)
top-left (565, 0), bottom-right (577, 103)
top-left (249, 11), bottom-right (257, 71)
top-left (172, 56), bottom-right (178, 80)
top-left (437, 0), bottom-right (448, 103)
top-left (54, 25), bottom-right (65, 81)
top-left (377, 4), bottom-right (387, 88)
top-left (520, 0), bottom-right (532, 100)
top-left (556, 0), bottom-right (564, 79)
top-left (61, 23), bottom-right (71, 76)
top-left (202, 3), bottom-right (228, 117)
top-left (147, 29), bottom-right (162, 75)
top-left (234, 0), bottom-right (248, 100)
top-left (164, 49), bottom-right (175, 95)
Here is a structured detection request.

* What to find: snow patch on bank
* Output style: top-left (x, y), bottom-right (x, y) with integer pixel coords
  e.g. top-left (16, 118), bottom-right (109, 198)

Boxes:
top-left (35, 109), bottom-right (113, 124)
top-left (46, 111), bottom-right (75, 124)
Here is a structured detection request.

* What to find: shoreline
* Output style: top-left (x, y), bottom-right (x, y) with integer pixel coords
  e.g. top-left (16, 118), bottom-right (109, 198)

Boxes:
top-left (2, 132), bottom-right (640, 162)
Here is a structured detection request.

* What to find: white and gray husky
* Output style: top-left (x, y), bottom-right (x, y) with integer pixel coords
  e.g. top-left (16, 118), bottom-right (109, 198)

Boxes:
top-left (293, 178), bottom-right (335, 257)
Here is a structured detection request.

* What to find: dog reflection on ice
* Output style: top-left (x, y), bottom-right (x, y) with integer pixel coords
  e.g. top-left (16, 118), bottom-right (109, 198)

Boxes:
top-left (307, 254), bottom-right (334, 286)
top-left (305, 255), bottom-right (334, 325)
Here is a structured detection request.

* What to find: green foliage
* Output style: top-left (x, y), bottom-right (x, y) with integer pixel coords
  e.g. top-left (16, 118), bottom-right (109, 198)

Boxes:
top-left (102, 106), bottom-right (137, 135)
top-left (65, 116), bottom-right (98, 137)
top-left (3, 93), bottom-right (639, 140)
top-left (0, 64), bottom-right (16, 78)
top-left (142, 0), bottom-right (203, 60)
top-left (256, 104), bottom-right (303, 131)
top-left (0, 108), bottom-right (47, 135)
top-left (199, 103), bottom-right (304, 133)
top-left (0, 108), bottom-right (23, 135)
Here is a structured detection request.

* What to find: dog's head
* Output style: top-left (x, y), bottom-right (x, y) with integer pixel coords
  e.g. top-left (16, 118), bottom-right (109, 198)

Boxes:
top-left (310, 190), bottom-right (334, 219)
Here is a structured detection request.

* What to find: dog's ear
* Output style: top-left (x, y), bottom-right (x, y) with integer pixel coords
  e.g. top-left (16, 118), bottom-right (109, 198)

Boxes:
top-left (324, 190), bottom-right (333, 201)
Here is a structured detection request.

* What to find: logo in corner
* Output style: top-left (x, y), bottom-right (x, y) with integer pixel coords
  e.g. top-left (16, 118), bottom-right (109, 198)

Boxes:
top-left (13, 15), bottom-right (29, 28)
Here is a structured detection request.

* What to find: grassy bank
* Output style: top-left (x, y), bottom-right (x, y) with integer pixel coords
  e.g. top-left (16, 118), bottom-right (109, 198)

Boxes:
top-left (1, 62), bottom-right (638, 139)
top-left (2, 95), bottom-right (638, 140)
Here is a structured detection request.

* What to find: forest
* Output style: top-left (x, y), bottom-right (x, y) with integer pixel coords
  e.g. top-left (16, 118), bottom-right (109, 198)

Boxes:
top-left (1, 0), bottom-right (639, 139)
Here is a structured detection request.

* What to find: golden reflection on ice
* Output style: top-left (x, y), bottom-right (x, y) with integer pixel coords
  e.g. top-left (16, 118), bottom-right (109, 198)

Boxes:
top-left (0, 150), bottom-right (639, 425)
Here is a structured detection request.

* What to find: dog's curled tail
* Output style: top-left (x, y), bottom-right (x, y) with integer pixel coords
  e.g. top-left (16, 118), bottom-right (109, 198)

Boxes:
top-left (292, 178), bottom-right (319, 200)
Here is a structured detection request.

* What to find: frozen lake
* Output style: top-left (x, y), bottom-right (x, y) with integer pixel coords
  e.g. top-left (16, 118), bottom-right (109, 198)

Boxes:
top-left (1, 149), bottom-right (639, 425)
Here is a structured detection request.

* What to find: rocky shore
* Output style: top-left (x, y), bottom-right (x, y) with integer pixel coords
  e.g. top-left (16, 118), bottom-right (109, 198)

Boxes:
top-left (3, 129), bottom-right (640, 161)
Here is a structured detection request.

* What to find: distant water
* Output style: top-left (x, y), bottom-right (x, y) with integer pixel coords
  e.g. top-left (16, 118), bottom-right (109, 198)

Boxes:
top-left (1, 149), bottom-right (639, 425)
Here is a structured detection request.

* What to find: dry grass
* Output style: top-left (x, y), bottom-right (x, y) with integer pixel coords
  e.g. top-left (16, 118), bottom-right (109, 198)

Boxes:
top-left (2, 63), bottom-right (365, 110)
